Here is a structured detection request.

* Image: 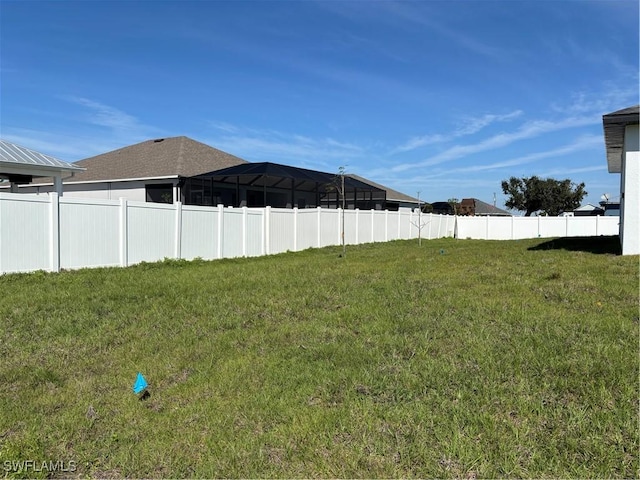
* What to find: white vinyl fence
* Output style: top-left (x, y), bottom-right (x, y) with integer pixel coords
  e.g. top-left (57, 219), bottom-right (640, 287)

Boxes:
top-left (0, 192), bottom-right (619, 274)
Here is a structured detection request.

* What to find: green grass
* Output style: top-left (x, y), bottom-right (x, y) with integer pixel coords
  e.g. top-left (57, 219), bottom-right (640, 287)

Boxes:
top-left (0, 237), bottom-right (637, 478)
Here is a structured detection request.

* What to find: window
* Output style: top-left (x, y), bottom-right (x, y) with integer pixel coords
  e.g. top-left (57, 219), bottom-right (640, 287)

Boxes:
top-left (146, 184), bottom-right (173, 203)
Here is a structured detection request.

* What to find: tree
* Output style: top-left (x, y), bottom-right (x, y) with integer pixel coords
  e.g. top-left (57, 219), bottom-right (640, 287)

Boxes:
top-left (447, 198), bottom-right (460, 215)
top-left (326, 166), bottom-right (348, 257)
top-left (501, 176), bottom-right (587, 216)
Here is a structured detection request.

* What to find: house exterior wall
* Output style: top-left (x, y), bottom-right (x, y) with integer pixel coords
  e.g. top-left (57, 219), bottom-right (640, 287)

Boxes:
top-left (12, 179), bottom-right (181, 203)
top-left (621, 124), bottom-right (639, 255)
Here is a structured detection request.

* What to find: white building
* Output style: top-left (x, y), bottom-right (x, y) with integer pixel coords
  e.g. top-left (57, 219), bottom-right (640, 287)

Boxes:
top-left (603, 105), bottom-right (639, 255)
top-left (0, 140), bottom-right (83, 195)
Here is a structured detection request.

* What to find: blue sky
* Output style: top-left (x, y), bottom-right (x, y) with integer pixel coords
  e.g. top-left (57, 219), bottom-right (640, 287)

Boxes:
top-left (1, 0), bottom-right (638, 208)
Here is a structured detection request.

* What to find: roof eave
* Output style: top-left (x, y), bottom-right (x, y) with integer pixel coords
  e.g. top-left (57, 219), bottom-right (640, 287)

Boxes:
top-left (0, 161), bottom-right (84, 178)
top-left (602, 108), bottom-right (639, 173)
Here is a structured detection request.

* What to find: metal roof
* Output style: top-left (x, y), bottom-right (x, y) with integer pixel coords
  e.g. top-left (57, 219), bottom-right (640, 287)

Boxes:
top-left (346, 173), bottom-right (419, 204)
top-left (194, 162), bottom-right (385, 192)
top-left (0, 139), bottom-right (83, 174)
top-left (602, 105), bottom-right (639, 173)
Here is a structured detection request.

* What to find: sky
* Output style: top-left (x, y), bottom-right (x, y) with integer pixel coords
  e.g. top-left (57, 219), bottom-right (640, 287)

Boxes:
top-left (1, 0), bottom-right (638, 209)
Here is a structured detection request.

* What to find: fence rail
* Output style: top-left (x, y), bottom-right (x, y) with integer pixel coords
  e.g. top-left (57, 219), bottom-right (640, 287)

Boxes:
top-left (0, 193), bottom-right (619, 274)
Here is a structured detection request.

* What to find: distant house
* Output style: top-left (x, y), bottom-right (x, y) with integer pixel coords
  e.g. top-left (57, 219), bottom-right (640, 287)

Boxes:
top-left (431, 201), bottom-right (455, 215)
top-left (9, 136), bottom-right (416, 211)
top-left (599, 199), bottom-right (620, 216)
top-left (603, 105), bottom-right (639, 255)
top-left (0, 139), bottom-right (83, 195)
top-left (13, 136), bottom-right (247, 203)
top-left (459, 198), bottom-right (511, 216)
top-left (572, 203), bottom-right (604, 217)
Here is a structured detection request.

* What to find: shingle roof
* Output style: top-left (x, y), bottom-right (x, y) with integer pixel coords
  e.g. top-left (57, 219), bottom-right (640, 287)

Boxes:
top-left (603, 105), bottom-right (639, 173)
top-left (0, 139), bottom-right (83, 176)
top-left (346, 174), bottom-right (420, 204)
top-left (67, 136), bottom-right (248, 183)
top-left (466, 198), bottom-right (512, 216)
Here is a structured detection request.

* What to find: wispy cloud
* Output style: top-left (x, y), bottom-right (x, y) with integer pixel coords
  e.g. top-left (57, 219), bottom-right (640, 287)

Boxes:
top-left (392, 110), bottom-right (523, 153)
top-left (540, 165), bottom-right (607, 177)
top-left (391, 114), bottom-right (600, 172)
top-left (456, 111), bottom-right (524, 136)
top-left (206, 122), bottom-right (366, 171)
top-left (1, 128), bottom-right (130, 161)
top-left (63, 96), bottom-right (141, 132)
top-left (552, 85), bottom-right (639, 117)
top-left (319, 1), bottom-right (504, 60)
top-left (432, 134), bottom-right (604, 176)
top-left (3, 97), bottom-right (166, 161)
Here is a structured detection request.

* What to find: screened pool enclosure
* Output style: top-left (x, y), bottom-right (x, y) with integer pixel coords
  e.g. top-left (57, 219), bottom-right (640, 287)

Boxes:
top-left (181, 162), bottom-right (387, 210)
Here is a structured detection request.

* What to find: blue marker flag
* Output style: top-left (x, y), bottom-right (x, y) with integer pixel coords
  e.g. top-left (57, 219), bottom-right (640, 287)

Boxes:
top-left (133, 372), bottom-right (148, 394)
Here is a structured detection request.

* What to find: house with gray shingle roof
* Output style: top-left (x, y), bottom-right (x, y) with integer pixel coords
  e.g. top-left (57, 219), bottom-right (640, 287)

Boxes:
top-left (459, 198), bottom-right (511, 216)
top-left (0, 139), bottom-right (84, 195)
top-left (11, 135), bottom-right (420, 211)
top-left (13, 136), bottom-right (247, 203)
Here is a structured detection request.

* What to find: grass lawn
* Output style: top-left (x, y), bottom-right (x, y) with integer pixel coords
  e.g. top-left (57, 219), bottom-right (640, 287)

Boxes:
top-left (0, 236), bottom-right (638, 478)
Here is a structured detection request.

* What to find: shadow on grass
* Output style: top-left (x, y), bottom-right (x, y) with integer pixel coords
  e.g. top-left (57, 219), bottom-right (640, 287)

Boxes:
top-left (528, 235), bottom-right (621, 255)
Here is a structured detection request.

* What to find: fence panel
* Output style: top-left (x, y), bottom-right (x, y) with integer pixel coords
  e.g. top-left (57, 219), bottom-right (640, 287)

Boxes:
top-left (246, 209), bottom-right (264, 257)
top-left (372, 211), bottom-right (387, 242)
top-left (537, 217), bottom-right (566, 238)
top-left (297, 209), bottom-right (320, 250)
top-left (0, 193), bottom-right (624, 275)
top-left (456, 216), bottom-right (486, 239)
top-left (430, 214), bottom-right (455, 239)
top-left (270, 208), bottom-right (295, 254)
top-left (487, 217), bottom-right (513, 240)
top-left (344, 210), bottom-right (358, 245)
top-left (221, 208), bottom-right (245, 258)
top-left (181, 205), bottom-right (219, 260)
top-left (319, 209), bottom-right (339, 247)
top-left (387, 212), bottom-right (400, 241)
top-left (127, 202), bottom-right (175, 264)
top-left (357, 210), bottom-right (373, 244)
top-left (0, 193), bottom-right (50, 273)
top-left (510, 217), bottom-right (537, 239)
top-left (60, 197), bottom-right (120, 269)
top-left (596, 216), bottom-right (619, 236)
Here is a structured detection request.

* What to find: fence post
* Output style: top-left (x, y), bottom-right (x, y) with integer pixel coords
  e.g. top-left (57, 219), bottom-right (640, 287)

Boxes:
top-left (174, 201), bottom-right (182, 259)
top-left (595, 214), bottom-right (599, 236)
top-left (511, 215), bottom-right (515, 239)
top-left (486, 215), bottom-right (490, 240)
top-left (355, 209), bottom-right (359, 245)
top-left (565, 214), bottom-right (570, 237)
top-left (242, 206), bottom-right (248, 257)
top-left (385, 210), bottom-right (389, 242)
top-left (317, 207), bottom-right (322, 247)
top-left (49, 192), bottom-right (60, 272)
top-left (119, 197), bottom-right (128, 267)
top-left (293, 207), bottom-right (298, 251)
top-left (264, 206), bottom-right (271, 255)
top-left (217, 204), bottom-right (224, 259)
top-left (371, 209), bottom-right (375, 242)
